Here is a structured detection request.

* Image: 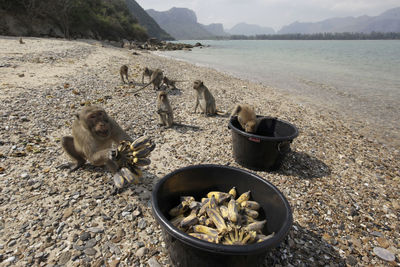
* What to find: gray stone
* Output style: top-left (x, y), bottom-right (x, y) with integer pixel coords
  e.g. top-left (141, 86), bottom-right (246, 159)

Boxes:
top-left (370, 231), bottom-right (383, 237)
top-left (80, 232), bottom-right (91, 241)
top-left (4, 256), bottom-right (15, 263)
top-left (373, 247), bottom-right (395, 262)
top-left (58, 251), bottom-right (71, 265)
top-left (84, 247), bottom-right (97, 256)
top-left (135, 247), bottom-right (148, 258)
top-left (87, 227), bottom-right (103, 233)
top-left (21, 173), bottom-right (29, 179)
top-left (121, 211), bottom-right (131, 217)
top-left (137, 219), bottom-right (147, 230)
top-left (85, 238), bottom-right (97, 249)
top-left (346, 255), bottom-right (358, 266)
top-left (148, 256), bottom-right (162, 267)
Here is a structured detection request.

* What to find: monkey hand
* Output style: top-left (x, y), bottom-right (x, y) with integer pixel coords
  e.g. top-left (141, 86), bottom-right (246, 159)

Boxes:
top-left (109, 149), bottom-right (119, 161)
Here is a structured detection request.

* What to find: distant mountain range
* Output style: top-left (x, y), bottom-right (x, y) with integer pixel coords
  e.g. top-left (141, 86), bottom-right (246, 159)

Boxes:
top-left (278, 7), bottom-right (400, 34)
top-left (145, 6), bottom-right (400, 39)
top-left (227, 23), bottom-right (275, 35)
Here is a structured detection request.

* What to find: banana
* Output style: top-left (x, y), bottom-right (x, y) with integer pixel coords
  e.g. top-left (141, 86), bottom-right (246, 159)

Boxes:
top-left (180, 213), bottom-right (199, 228)
top-left (256, 232), bottom-right (275, 242)
top-left (219, 206), bottom-right (229, 219)
top-left (133, 157), bottom-right (151, 166)
top-left (113, 172), bottom-right (125, 189)
top-left (208, 195), bottom-right (218, 209)
top-left (168, 202), bottom-right (188, 217)
top-left (206, 191), bottom-right (230, 204)
top-left (236, 191), bottom-right (251, 204)
top-left (241, 200), bottom-right (260, 210)
top-left (192, 225), bottom-right (219, 238)
top-left (119, 167), bottom-right (135, 184)
top-left (128, 165), bottom-right (142, 184)
top-left (245, 220), bottom-right (266, 233)
top-left (170, 214), bottom-right (185, 227)
top-left (132, 143), bottom-right (156, 158)
top-left (130, 136), bottom-right (151, 150)
top-left (189, 233), bottom-right (218, 243)
top-left (242, 230), bottom-right (257, 244)
top-left (206, 208), bottom-right (227, 234)
top-left (228, 187), bottom-right (237, 198)
top-left (227, 199), bottom-right (239, 223)
top-left (205, 218), bottom-right (214, 227)
top-left (244, 208), bottom-right (259, 219)
top-left (180, 196), bottom-right (195, 204)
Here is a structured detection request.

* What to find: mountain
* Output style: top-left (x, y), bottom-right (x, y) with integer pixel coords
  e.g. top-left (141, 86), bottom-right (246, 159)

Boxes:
top-left (125, 0), bottom-right (173, 40)
top-left (202, 23), bottom-right (229, 36)
top-left (228, 22), bottom-right (275, 35)
top-left (279, 7), bottom-right (400, 34)
top-left (146, 7), bottom-right (218, 39)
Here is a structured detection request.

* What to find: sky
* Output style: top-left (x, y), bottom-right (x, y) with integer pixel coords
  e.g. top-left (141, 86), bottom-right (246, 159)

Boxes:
top-left (135, 0), bottom-right (400, 31)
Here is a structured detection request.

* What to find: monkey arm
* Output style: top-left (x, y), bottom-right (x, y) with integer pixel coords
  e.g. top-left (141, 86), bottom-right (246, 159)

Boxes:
top-left (89, 148), bottom-right (119, 173)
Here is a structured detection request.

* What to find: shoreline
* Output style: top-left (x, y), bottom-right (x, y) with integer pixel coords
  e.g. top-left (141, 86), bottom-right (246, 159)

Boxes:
top-left (0, 36), bottom-right (399, 266)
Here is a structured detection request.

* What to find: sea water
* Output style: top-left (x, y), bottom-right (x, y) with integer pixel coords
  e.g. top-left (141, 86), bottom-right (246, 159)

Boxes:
top-left (161, 40), bottom-right (400, 146)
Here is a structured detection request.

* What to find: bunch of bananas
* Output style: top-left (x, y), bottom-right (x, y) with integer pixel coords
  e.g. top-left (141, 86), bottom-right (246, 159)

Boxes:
top-left (168, 188), bottom-right (275, 245)
top-left (110, 136), bottom-right (155, 188)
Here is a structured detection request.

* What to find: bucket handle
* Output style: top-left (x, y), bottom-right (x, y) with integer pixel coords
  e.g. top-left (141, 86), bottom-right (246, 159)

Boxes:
top-left (277, 141), bottom-right (291, 154)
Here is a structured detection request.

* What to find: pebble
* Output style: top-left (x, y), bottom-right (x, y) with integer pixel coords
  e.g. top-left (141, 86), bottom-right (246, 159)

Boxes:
top-left (373, 247), bottom-right (395, 262)
top-left (84, 247), bottom-right (97, 256)
top-left (4, 256), bottom-right (15, 263)
top-left (88, 227), bottom-right (104, 233)
top-left (148, 256), bottom-right (162, 267)
top-left (85, 238), bottom-right (97, 248)
top-left (137, 219), bottom-right (147, 229)
top-left (135, 247), bottom-right (148, 258)
top-left (346, 255), bottom-right (358, 266)
top-left (58, 251), bottom-right (71, 265)
top-left (20, 173), bottom-right (29, 179)
top-left (80, 232), bottom-right (91, 241)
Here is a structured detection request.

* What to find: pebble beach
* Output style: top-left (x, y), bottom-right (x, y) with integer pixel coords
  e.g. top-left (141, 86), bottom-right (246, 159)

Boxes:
top-left (0, 36), bottom-right (399, 266)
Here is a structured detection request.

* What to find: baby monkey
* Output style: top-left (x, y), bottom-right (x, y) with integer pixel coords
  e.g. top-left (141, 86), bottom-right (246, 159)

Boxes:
top-left (120, 65), bottom-right (129, 84)
top-left (162, 76), bottom-right (177, 90)
top-left (157, 91), bottom-right (173, 128)
top-left (230, 104), bottom-right (259, 133)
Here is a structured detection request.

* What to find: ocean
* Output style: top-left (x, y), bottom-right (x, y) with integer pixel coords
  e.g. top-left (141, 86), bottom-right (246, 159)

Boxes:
top-left (160, 40), bottom-right (400, 146)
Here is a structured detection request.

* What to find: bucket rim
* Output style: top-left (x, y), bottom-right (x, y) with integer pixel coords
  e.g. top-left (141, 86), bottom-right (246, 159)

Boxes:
top-left (151, 164), bottom-right (293, 255)
top-left (228, 116), bottom-right (299, 142)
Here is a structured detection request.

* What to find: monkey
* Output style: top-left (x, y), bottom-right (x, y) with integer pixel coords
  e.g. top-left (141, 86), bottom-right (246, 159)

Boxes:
top-left (162, 76), bottom-right (176, 90)
top-left (19, 37), bottom-right (25, 44)
top-left (132, 69), bottom-right (163, 94)
top-left (120, 65), bottom-right (129, 84)
top-left (230, 104), bottom-right (260, 133)
top-left (61, 106), bottom-right (133, 173)
top-left (157, 91), bottom-right (174, 128)
top-left (193, 80), bottom-right (227, 116)
top-left (141, 67), bottom-right (153, 84)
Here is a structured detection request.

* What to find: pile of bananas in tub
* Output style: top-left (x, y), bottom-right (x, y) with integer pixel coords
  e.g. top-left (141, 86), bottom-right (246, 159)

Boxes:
top-left (169, 188), bottom-right (275, 245)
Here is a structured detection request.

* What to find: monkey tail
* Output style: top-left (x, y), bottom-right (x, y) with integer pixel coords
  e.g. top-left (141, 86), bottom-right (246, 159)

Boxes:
top-left (131, 81), bottom-right (152, 94)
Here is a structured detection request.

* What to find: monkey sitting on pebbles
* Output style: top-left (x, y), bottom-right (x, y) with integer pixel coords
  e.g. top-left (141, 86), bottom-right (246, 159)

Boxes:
top-left (193, 80), bottom-right (228, 116)
top-left (157, 91), bottom-right (174, 128)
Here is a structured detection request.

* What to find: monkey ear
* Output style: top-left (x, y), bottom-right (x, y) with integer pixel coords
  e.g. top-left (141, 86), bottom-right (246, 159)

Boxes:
top-left (75, 114), bottom-right (80, 119)
top-left (200, 81), bottom-right (204, 86)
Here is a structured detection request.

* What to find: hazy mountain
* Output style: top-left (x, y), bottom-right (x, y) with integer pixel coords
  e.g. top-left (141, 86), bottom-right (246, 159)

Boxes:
top-left (202, 23), bottom-right (229, 36)
top-left (279, 7), bottom-right (400, 34)
top-left (125, 0), bottom-right (173, 40)
top-left (228, 22), bottom-right (275, 35)
top-left (146, 7), bottom-right (218, 39)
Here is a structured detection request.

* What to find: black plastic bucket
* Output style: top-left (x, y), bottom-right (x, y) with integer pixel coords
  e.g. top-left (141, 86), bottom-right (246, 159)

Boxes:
top-left (151, 164), bottom-right (293, 267)
top-left (228, 116), bottom-right (298, 171)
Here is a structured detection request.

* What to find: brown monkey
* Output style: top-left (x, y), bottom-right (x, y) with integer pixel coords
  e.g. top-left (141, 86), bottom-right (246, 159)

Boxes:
top-left (19, 37), bottom-right (25, 44)
top-left (133, 69), bottom-right (163, 94)
top-left (120, 65), bottom-right (129, 84)
top-left (230, 104), bottom-right (259, 133)
top-left (141, 67), bottom-right (153, 83)
top-left (193, 80), bottom-right (227, 116)
top-left (61, 106), bottom-right (132, 173)
top-left (162, 76), bottom-right (176, 90)
top-left (157, 91), bottom-right (174, 128)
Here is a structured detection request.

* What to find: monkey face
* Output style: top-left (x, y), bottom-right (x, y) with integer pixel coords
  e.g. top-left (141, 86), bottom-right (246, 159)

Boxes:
top-left (85, 110), bottom-right (111, 138)
top-left (245, 120), bottom-right (257, 133)
top-left (193, 80), bottom-right (203, 89)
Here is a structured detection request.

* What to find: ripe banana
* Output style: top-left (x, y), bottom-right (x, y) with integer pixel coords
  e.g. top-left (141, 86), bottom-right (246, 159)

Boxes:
top-left (241, 200), bottom-right (260, 210)
top-left (219, 205), bottom-right (229, 219)
top-left (244, 208), bottom-right (259, 219)
top-left (206, 208), bottom-right (227, 233)
top-left (236, 191), bottom-right (251, 204)
top-left (245, 220), bottom-right (266, 233)
top-left (206, 191), bottom-right (230, 204)
top-left (180, 213), bottom-right (199, 228)
top-left (227, 199), bottom-right (239, 223)
top-left (133, 157), bottom-right (151, 166)
top-left (228, 187), bottom-right (237, 198)
top-left (192, 225), bottom-right (219, 238)
top-left (132, 143), bottom-right (156, 158)
top-left (189, 233), bottom-right (218, 243)
top-left (113, 172), bottom-right (125, 189)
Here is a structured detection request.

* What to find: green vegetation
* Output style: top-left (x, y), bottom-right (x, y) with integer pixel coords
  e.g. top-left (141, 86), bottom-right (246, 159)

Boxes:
top-left (222, 32), bottom-right (400, 40)
top-left (1, 0), bottom-right (148, 41)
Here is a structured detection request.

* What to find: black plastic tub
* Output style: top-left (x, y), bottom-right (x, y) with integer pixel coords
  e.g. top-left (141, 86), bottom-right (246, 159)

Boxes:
top-left (151, 164), bottom-right (293, 267)
top-left (228, 116), bottom-right (298, 171)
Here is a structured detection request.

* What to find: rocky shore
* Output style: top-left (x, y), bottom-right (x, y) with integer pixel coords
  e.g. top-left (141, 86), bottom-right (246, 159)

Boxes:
top-left (0, 36), bottom-right (399, 266)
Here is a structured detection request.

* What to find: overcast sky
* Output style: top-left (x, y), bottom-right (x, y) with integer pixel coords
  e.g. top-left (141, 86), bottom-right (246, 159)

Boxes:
top-left (135, 0), bottom-right (399, 31)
